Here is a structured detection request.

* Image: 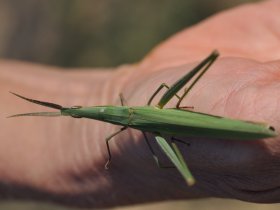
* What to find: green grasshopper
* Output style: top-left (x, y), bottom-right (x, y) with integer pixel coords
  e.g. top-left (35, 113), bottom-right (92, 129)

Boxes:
top-left (8, 51), bottom-right (277, 186)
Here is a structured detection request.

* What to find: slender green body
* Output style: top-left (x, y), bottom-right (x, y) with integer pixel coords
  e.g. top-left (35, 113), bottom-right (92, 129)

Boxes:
top-left (62, 106), bottom-right (276, 140)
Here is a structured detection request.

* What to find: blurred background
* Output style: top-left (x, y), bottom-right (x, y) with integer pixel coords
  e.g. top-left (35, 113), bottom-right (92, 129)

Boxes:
top-left (1, 0), bottom-right (279, 209)
top-left (0, 0), bottom-right (259, 68)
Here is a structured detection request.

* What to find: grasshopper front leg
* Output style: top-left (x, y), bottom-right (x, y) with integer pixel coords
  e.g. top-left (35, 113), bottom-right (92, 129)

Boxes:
top-left (105, 126), bottom-right (127, 169)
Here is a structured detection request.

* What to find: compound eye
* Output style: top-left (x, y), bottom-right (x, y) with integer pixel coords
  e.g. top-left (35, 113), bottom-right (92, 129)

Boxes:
top-left (69, 106), bottom-right (83, 118)
top-left (70, 114), bottom-right (82, 118)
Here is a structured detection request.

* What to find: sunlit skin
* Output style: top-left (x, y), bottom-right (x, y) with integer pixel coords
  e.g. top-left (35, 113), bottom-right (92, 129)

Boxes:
top-left (1, 0), bottom-right (280, 207)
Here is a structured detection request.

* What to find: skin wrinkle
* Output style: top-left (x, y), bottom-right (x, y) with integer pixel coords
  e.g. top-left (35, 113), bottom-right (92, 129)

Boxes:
top-left (79, 77), bottom-right (104, 168)
top-left (74, 120), bottom-right (91, 177)
top-left (223, 180), bottom-right (280, 203)
top-left (254, 71), bottom-right (279, 122)
top-left (208, 85), bottom-right (228, 115)
top-left (93, 66), bottom-right (131, 168)
top-left (52, 79), bottom-right (80, 191)
top-left (60, 104), bottom-right (91, 191)
top-left (118, 68), bottom-right (161, 107)
top-left (226, 85), bottom-right (255, 118)
top-left (62, 78), bottom-right (113, 193)
top-left (185, 58), bottom-right (256, 117)
top-left (9, 83), bottom-right (63, 187)
top-left (191, 171), bottom-right (229, 198)
top-left (213, 144), bottom-right (280, 197)
top-left (223, 67), bottom-right (270, 119)
top-left (199, 162), bottom-right (280, 200)
top-left (106, 64), bottom-right (138, 107)
top-left (251, 80), bottom-right (280, 125)
top-left (81, 75), bottom-right (107, 175)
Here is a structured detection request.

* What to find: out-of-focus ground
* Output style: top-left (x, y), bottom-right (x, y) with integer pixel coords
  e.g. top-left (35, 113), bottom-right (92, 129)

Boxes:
top-left (1, 0), bottom-right (279, 209)
top-left (0, 199), bottom-right (279, 210)
top-left (0, 0), bottom-right (257, 67)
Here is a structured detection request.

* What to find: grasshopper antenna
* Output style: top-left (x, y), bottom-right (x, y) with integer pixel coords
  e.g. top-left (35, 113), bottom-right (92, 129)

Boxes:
top-left (8, 92), bottom-right (64, 118)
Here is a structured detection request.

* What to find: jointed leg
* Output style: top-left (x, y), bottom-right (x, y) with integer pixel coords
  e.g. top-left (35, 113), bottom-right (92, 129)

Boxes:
top-left (171, 136), bottom-right (190, 146)
top-left (177, 105), bottom-right (194, 110)
top-left (119, 93), bottom-right (126, 106)
top-left (142, 132), bottom-right (174, 168)
top-left (105, 126), bottom-right (127, 169)
top-left (176, 54), bottom-right (218, 108)
top-left (147, 83), bottom-right (180, 106)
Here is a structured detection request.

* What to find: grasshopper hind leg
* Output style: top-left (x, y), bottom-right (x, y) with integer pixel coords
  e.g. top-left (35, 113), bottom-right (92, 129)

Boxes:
top-left (171, 137), bottom-right (190, 146)
top-left (175, 53), bottom-right (218, 108)
top-left (143, 132), bottom-right (174, 168)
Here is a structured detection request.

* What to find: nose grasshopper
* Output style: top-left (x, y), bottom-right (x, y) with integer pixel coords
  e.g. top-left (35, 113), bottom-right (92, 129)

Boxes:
top-left (9, 51), bottom-right (277, 185)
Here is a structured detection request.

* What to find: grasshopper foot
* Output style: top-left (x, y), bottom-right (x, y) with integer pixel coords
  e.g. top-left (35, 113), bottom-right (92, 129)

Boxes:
top-left (105, 160), bottom-right (111, 170)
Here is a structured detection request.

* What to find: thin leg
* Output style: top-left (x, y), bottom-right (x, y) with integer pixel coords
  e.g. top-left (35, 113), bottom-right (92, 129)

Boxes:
top-left (178, 105), bottom-right (194, 110)
top-left (147, 83), bottom-right (180, 106)
top-left (153, 51), bottom-right (219, 109)
top-left (119, 93), bottom-right (126, 106)
top-left (171, 136), bottom-right (190, 146)
top-left (142, 132), bottom-right (174, 168)
top-left (168, 137), bottom-right (195, 185)
top-left (105, 126), bottom-right (127, 169)
top-left (176, 54), bottom-right (218, 108)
